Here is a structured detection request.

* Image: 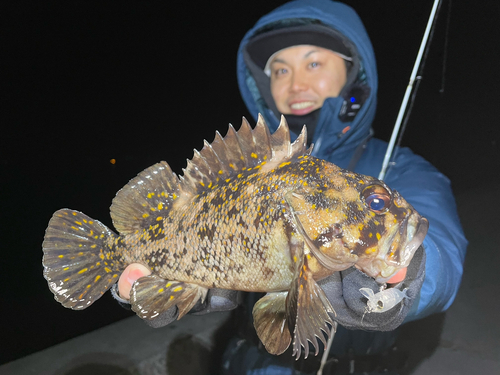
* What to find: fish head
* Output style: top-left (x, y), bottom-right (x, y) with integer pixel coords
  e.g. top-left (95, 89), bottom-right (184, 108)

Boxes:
top-left (338, 177), bottom-right (429, 283)
top-left (289, 162), bottom-right (429, 283)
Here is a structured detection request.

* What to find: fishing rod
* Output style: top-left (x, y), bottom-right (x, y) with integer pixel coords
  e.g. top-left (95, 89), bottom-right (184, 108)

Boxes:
top-left (318, 2), bottom-right (448, 374)
top-left (378, 0), bottom-right (445, 180)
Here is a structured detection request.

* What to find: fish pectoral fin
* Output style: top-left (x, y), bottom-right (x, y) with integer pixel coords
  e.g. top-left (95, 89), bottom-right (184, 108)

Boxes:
top-left (287, 252), bottom-right (336, 360)
top-left (252, 292), bottom-right (291, 355)
top-left (130, 275), bottom-right (208, 320)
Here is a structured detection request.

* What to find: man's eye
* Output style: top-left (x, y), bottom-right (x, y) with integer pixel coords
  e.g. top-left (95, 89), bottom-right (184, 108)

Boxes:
top-left (309, 62), bottom-right (320, 68)
top-left (275, 68), bottom-right (288, 76)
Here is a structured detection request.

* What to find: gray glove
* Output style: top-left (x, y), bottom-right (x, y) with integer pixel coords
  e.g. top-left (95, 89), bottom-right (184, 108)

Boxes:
top-left (318, 246), bottom-right (426, 331)
top-left (111, 284), bottom-right (239, 328)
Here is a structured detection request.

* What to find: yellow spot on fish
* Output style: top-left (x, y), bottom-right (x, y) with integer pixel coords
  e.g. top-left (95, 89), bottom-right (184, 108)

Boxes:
top-left (158, 202), bottom-right (163, 210)
top-left (218, 170), bottom-right (224, 175)
top-left (105, 267), bottom-right (112, 273)
top-left (63, 267), bottom-right (69, 271)
top-left (143, 213), bottom-right (149, 219)
top-left (94, 275), bottom-right (101, 282)
top-left (279, 161), bottom-right (291, 168)
top-left (158, 288), bottom-right (164, 293)
top-left (251, 152), bottom-right (258, 159)
top-left (78, 268), bottom-right (88, 274)
top-left (376, 233), bottom-right (381, 240)
top-left (91, 244), bottom-right (97, 248)
top-left (75, 221), bottom-right (82, 225)
top-left (157, 216), bottom-right (163, 221)
top-left (147, 192), bottom-right (155, 198)
top-left (173, 193), bottom-right (178, 199)
top-left (170, 296), bottom-right (174, 300)
top-left (173, 286), bottom-right (183, 292)
top-left (58, 255), bottom-right (64, 258)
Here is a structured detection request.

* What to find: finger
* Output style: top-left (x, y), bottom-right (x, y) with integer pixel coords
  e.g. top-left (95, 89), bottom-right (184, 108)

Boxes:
top-left (387, 267), bottom-right (407, 284)
top-left (117, 263), bottom-right (151, 300)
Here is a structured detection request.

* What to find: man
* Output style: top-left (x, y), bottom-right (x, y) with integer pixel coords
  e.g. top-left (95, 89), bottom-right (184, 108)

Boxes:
top-left (115, 0), bottom-right (467, 372)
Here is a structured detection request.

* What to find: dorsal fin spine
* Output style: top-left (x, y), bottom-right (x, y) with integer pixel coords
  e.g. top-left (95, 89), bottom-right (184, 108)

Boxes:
top-left (109, 115), bottom-right (312, 235)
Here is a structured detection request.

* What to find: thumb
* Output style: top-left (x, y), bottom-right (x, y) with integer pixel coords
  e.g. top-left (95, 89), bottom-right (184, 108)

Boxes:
top-left (118, 263), bottom-right (151, 299)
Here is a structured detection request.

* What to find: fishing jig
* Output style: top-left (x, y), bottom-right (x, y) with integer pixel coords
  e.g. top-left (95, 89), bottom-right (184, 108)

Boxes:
top-left (360, 287), bottom-right (408, 313)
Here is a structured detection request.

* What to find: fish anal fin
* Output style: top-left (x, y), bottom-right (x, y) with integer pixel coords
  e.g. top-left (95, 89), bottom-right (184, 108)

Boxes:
top-left (252, 292), bottom-right (292, 355)
top-left (287, 247), bottom-right (335, 360)
top-left (130, 275), bottom-right (208, 320)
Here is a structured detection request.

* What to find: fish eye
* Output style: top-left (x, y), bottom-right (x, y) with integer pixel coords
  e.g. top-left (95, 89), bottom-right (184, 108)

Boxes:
top-left (362, 185), bottom-right (392, 214)
top-left (377, 300), bottom-right (384, 308)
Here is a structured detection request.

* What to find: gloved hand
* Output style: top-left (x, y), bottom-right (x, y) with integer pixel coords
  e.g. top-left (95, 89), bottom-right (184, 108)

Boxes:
top-left (111, 264), bottom-right (239, 328)
top-left (318, 246), bottom-right (426, 331)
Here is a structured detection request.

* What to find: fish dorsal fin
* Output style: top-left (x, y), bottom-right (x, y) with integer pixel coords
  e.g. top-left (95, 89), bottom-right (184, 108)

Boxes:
top-left (110, 161), bottom-right (181, 235)
top-left (180, 114), bottom-right (312, 195)
top-left (110, 114), bottom-right (311, 235)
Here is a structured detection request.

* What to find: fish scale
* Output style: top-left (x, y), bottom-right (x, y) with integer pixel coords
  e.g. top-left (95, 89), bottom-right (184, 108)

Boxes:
top-left (42, 115), bottom-right (428, 359)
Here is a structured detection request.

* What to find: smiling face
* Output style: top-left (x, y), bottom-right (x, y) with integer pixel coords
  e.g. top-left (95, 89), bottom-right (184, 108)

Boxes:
top-left (269, 45), bottom-right (347, 116)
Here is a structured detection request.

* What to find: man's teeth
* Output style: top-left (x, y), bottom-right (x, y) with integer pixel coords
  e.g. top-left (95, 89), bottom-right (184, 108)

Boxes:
top-left (290, 101), bottom-right (314, 109)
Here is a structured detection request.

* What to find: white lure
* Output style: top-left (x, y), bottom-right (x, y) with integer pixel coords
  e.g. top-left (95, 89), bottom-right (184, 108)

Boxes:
top-left (359, 287), bottom-right (408, 313)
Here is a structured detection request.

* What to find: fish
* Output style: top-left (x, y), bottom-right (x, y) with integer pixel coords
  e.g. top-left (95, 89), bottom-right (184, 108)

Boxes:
top-left (42, 115), bottom-right (428, 359)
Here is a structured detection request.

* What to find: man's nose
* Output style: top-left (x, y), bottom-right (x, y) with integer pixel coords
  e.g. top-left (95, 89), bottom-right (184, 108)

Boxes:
top-left (290, 73), bottom-right (308, 92)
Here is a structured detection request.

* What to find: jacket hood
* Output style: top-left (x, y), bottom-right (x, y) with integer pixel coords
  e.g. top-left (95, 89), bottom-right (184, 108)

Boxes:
top-left (237, 0), bottom-right (378, 163)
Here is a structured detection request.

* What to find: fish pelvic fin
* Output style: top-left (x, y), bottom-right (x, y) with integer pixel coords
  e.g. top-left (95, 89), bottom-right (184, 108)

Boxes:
top-left (287, 241), bottom-right (336, 360)
top-left (130, 275), bottom-right (208, 320)
top-left (42, 209), bottom-right (127, 310)
top-left (252, 291), bottom-right (292, 356)
top-left (252, 240), bottom-right (336, 359)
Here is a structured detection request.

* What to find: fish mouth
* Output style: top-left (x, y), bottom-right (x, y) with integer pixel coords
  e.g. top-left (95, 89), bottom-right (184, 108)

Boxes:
top-left (400, 216), bottom-right (428, 264)
top-left (374, 214), bottom-right (428, 281)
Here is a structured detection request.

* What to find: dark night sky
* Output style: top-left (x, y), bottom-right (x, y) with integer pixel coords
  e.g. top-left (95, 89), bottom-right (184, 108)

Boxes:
top-left (1, 0), bottom-right (499, 365)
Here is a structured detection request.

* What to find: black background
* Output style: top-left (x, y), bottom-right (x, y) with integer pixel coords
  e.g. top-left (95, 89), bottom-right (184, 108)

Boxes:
top-left (1, 0), bottom-right (499, 365)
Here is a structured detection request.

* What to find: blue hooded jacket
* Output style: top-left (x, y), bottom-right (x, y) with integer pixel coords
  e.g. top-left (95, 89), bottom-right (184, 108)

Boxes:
top-left (237, 0), bottom-right (467, 321)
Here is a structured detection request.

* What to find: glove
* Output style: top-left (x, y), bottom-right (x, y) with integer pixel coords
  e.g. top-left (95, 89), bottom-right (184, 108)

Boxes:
top-left (111, 283), bottom-right (239, 328)
top-left (318, 246), bottom-right (426, 331)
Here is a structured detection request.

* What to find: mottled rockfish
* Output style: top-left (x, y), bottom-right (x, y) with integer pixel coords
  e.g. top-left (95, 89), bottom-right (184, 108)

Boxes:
top-left (42, 115), bottom-right (428, 358)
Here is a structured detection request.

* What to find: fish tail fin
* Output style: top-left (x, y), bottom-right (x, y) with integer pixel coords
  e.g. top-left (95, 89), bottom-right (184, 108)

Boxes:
top-left (42, 209), bottom-right (128, 309)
